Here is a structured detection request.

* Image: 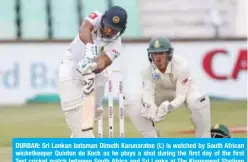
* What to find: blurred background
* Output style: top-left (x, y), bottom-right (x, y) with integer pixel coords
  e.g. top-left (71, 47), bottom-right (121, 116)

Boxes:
top-left (0, 0), bottom-right (247, 39)
top-left (0, 0), bottom-right (247, 160)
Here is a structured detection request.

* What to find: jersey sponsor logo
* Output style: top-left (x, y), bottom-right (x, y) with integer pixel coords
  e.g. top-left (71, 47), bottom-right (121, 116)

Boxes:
top-left (82, 75), bottom-right (95, 95)
top-left (88, 12), bottom-right (98, 20)
top-left (213, 124), bottom-right (220, 129)
top-left (202, 49), bottom-right (247, 80)
top-left (112, 16), bottom-right (120, 23)
top-left (181, 77), bottom-right (188, 86)
top-left (154, 40), bottom-right (160, 48)
top-left (152, 73), bottom-right (160, 80)
top-left (112, 49), bottom-right (119, 54)
top-left (112, 49), bottom-right (119, 59)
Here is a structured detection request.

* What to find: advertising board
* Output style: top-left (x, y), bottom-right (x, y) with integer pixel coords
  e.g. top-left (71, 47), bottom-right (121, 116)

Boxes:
top-left (0, 40), bottom-right (246, 104)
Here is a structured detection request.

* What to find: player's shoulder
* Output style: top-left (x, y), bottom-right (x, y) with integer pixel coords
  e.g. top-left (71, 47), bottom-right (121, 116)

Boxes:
top-left (84, 11), bottom-right (103, 26)
top-left (87, 11), bottom-right (103, 18)
top-left (141, 64), bottom-right (153, 77)
top-left (106, 36), bottom-right (122, 48)
top-left (171, 54), bottom-right (189, 70)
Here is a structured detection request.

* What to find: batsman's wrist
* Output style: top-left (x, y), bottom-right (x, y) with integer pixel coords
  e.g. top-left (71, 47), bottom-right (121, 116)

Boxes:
top-left (85, 43), bottom-right (93, 48)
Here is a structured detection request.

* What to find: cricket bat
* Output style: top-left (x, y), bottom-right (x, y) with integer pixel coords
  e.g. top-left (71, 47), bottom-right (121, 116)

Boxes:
top-left (81, 72), bottom-right (96, 131)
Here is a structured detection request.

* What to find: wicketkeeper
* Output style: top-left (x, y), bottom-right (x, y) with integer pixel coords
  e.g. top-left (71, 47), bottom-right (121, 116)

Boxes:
top-left (125, 37), bottom-right (211, 138)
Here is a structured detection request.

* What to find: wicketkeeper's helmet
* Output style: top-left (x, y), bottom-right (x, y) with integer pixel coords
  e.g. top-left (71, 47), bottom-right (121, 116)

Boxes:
top-left (100, 6), bottom-right (127, 40)
top-left (147, 37), bottom-right (174, 63)
top-left (211, 124), bottom-right (231, 138)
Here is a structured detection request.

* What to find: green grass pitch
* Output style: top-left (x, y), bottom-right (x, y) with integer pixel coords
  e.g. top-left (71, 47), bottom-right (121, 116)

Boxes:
top-left (0, 101), bottom-right (247, 161)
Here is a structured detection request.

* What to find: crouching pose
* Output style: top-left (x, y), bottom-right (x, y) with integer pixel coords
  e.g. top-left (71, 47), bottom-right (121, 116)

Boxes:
top-left (126, 37), bottom-right (211, 138)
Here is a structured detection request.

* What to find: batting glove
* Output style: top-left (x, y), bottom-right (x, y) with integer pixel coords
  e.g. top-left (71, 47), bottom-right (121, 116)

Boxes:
top-left (76, 62), bottom-right (97, 75)
top-left (84, 43), bottom-right (99, 60)
top-left (153, 101), bottom-right (174, 123)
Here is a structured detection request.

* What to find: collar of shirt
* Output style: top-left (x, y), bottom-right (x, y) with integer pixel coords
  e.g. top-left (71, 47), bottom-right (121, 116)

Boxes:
top-left (164, 62), bottom-right (172, 74)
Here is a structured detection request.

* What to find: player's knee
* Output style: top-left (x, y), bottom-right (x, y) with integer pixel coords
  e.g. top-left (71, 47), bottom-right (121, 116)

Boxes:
top-left (124, 91), bottom-right (142, 106)
top-left (125, 102), bottom-right (142, 116)
top-left (187, 93), bottom-right (210, 110)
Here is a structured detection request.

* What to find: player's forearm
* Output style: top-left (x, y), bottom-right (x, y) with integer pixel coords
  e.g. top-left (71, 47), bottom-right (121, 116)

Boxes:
top-left (93, 62), bottom-right (105, 74)
top-left (79, 28), bottom-right (93, 44)
top-left (142, 90), bottom-right (156, 106)
top-left (93, 54), bottom-right (112, 74)
top-left (142, 76), bottom-right (156, 106)
top-left (170, 95), bottom-right (186, 109)
top-left (170, 77), bottom-right (190, 109)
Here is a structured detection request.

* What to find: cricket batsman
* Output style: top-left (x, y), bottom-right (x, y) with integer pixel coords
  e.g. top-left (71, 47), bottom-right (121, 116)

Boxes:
top-left (58, 6), bottom-right (127, 138)
top-left (126, 37), bottom-right (211, 138)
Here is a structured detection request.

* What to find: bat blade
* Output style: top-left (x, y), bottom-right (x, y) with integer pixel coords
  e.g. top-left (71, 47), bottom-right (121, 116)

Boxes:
top-left (81, 73), bottom-right (96, 131)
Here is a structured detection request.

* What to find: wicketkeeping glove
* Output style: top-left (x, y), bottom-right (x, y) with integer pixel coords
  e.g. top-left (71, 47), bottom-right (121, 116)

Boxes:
top-left (153, 101), bottom-right (174, 123)
top-left (141, 102), bottom-right (157, 121)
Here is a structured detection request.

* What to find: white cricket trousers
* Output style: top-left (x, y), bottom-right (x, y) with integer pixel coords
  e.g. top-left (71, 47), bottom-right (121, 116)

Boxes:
top-left (124, 93), bottom-right (159, 138)
top-left (127, 87), bottom-right (211, 138)
top-left (58, 61), bottom-right (106, 138)
top-left (59, 79), bottom-right (105, 138)
top-left (158, 87), bottom-right (211, 138)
